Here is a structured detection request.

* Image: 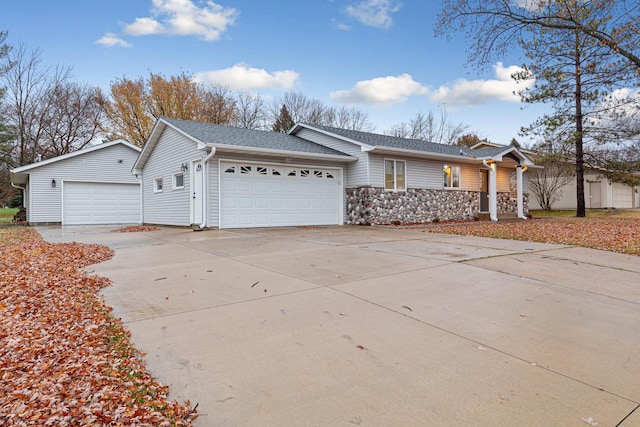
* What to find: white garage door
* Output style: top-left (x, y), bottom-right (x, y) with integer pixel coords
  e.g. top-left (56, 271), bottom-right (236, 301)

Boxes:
top-left (220, 162), bottom-right (342, 228)
top-left (63, 182), bottom-right (140, 225)
top-left (612, 183), bottom-right (633, 208)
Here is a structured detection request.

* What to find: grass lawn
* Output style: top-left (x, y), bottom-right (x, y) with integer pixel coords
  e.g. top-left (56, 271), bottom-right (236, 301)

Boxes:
top-left (530, 208), bottom-right (640, 219)
top-left (0, 207), bottom-right (18, 223)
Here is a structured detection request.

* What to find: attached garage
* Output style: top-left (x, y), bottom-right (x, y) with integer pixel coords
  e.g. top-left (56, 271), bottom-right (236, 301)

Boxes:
top-left (612, 183), bottom-right (634, 208)
top-left (63, 182), bottom-right (140, 225)
top-left (220, 162), bottom-right (342, 228)
top-left (10, 140), bottom-right (141, 225)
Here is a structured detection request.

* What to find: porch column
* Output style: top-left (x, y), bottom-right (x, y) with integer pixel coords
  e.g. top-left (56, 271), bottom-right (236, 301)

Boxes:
top-left (516, 165), bottom-right (524, 219)
top-left (489, 162), bottom-right (498, 222)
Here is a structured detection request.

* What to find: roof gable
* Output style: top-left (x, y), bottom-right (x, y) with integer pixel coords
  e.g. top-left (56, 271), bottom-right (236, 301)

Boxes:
top-left (11, 139), bottom-right (140, 174)
top-left (134, 118), bottom-right (354, 172)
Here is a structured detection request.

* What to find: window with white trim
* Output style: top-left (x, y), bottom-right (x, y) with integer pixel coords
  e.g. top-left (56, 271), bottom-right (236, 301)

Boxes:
top-left (384, 159), bottom-right (406, 191)
top-left (173, 173), bottom-right (184, 189)
top-left (443, 165), bottom-right (460, 188)
top-left (509, 170), bottom-right (518, 199)
top-left (154, 177), bottom-right (163, 193)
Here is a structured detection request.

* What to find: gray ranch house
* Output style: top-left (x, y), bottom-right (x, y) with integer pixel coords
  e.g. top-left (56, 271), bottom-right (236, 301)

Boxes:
top-left (10, 140), bottom-right (141, 225)
top-left (133, 117), bottom-right (535, 229)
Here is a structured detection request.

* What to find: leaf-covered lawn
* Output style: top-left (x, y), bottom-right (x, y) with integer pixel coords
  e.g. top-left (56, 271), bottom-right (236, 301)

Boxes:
top-left (426, 217), bottom-right (640, 256)
top-left (0, 227), bottom-right (197, 426)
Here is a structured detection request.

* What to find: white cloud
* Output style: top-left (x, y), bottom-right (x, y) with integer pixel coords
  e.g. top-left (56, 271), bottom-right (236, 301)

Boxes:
top-left (192, 64), bottom-right (300, 91)
top-left (428, 62), bottom-right (534, 107)
top-left (345, 0), bottom-right (402, 29)
top-left (99, 0), bottom-right (238, 47)
top-left (124, 17), bottom-right (165, 36)
top-left (329, 74), bottom-right (428, 107)
top-left (95, 33), bottom-right (133, 48)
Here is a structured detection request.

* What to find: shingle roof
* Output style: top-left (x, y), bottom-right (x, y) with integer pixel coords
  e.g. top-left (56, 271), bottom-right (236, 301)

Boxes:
top-left (164, 118), bottom-right (351, 157)
top-left (298, 123), bottom-right (476, 158)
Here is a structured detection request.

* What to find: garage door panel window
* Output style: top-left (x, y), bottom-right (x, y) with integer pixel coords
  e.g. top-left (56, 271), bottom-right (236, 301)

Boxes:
top-left (154, 177), bottom-right (163, 193)
top-left (173, 173), bottom-right (184, 189)
top-left (385, 159), bottom-right (406, 191)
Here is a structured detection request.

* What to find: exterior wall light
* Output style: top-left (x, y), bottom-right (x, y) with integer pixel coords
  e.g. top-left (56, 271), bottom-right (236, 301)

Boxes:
top-left (181, 162), bottom-right (189, 172)
top-left (51, 179), bottom-right (56, 188)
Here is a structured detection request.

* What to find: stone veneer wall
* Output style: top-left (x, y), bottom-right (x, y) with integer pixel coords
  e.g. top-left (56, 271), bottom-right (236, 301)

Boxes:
top-left (345, 187), bottom-right (529, 225)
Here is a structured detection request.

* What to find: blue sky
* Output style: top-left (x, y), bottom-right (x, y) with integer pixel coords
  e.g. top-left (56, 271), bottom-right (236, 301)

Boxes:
top-left (3, 0), bottom-right (548, 145)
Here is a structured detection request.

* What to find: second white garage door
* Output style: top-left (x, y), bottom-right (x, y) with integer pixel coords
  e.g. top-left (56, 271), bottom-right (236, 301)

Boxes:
top-left (612, 183), bottom-right (634, 208)
top-left (220, 162), bottom-right (342, 228)
top-left (63, 181), bottom-right (140, 225)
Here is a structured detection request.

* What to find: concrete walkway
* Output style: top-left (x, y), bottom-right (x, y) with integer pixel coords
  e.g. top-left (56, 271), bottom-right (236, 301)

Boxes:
top-left (38, 225), bottom-right (640, 426)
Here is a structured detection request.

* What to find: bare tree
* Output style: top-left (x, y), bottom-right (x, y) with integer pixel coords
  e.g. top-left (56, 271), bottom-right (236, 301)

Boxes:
top-left (233, 91), bottom-right (266, 129)
top-left (269, 91), bottom-right (373, 131)
top-left (40, 81), bottom-right (103, 157)
top-left (2, 45), bottom-right (103, 163)
top-left (385, 110), bottom-right (468, 144)
top-left (528, 153), bottom-right (575, 210)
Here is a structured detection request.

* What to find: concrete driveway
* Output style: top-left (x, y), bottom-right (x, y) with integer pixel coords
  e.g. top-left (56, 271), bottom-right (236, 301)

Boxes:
top-left (38, 225), bottom-right (640, 426)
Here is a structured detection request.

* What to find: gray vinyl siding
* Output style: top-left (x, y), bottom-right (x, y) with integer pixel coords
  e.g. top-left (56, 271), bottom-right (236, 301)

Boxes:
top-left (142, 127), bottom-right (203, 226)
top-left (26, 144), bottom-right (139, 223)
top-left (369, 154), bottom-right (442, 189)
top-left (294, 128), bottom-right (368, 187)
top-left (459, 164), bottom-right (480, 191)
top-left (496, 167), bottom-right (513, 193)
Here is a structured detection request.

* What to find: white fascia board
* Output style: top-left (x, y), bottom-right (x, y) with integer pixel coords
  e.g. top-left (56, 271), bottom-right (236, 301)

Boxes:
top-left (290, 123), bottom-right (375, 152)
top-left (12, 139), bottom-right (140, 174)
top-left (208, 143), bottom-right (357, 163)
top-left (476, 147), bottom-right (536, 166)
top-left (368, 146), bottom-right (481, 164)
top-left (132, 118), bottom-right (208, 173)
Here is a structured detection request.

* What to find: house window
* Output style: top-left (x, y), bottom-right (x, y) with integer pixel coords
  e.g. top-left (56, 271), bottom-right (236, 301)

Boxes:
top-left (173, 173), bottom-right (184, 189)
top-left (510, 170), bottom-right (518, 199)
top-left (443, 165), bottom-right (460, 188)
top-left (384, 159), bottom-right (406, 191)
top-left (154, 177), bottom-right (163, 193)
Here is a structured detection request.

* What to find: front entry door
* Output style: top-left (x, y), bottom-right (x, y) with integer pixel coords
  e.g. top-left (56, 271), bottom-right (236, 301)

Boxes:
top-left (480, 170), bottom-right (489, 212)
top-left (191, 160), bottom-right (204, 225)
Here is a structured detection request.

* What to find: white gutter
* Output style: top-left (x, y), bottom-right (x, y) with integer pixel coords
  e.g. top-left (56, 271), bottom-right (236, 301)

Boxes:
top-left (198, 147), bottom-right (217, 230)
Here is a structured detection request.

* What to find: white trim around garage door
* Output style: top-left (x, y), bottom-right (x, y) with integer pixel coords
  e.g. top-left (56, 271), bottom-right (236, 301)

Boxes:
top-left (61, 180), bottom-right (141, 226)
top-left (217, 158), bottom-right (344, 229)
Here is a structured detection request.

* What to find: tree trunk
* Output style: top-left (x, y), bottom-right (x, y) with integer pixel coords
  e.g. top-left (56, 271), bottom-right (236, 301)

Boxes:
top-left (574, 30), bottom-right (586, 218)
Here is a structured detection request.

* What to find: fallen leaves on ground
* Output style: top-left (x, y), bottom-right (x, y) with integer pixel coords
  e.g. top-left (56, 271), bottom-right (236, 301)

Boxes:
top-left (426, 217), bottom-right (640, 256)
top-left (113, 225), bottom-right (160, 233)
top-left (0, 227), bottom-right (196, 426)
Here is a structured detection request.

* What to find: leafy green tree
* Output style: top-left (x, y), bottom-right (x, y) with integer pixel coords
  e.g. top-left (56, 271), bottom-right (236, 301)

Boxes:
top-left (511, 4), bottom-right (634, 216)
top-left (272, 104), bottom-right (295, 133)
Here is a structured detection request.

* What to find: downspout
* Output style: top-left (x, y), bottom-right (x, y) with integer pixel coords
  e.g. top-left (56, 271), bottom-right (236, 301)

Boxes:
top-left (135, 173), bottom-right (143, 225)
top-left (10, 182), bottom-right (27, 223)
top-left (10, 182), bottom-right (26, 205)
top-left (198, 147), bottom-right (217, 230)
